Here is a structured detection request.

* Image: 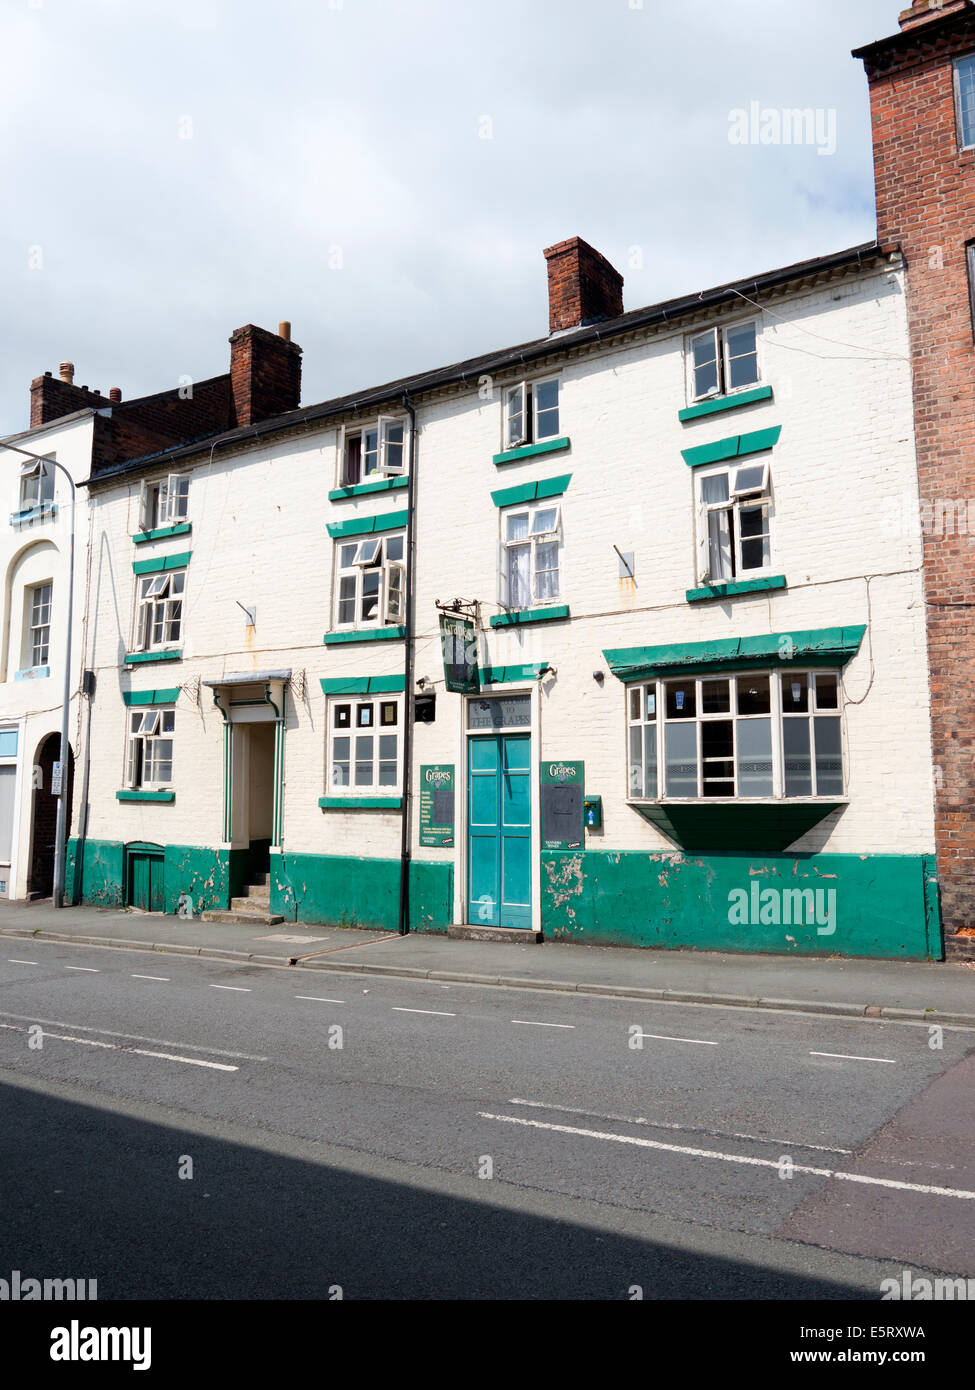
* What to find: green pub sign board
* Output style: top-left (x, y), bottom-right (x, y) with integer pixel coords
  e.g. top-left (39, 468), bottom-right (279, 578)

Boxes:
top-left (540, 760), bottom-right (584, 850)
top-left (439, 614), bottom-right (480, 694)
top-left (419, 764), bottom-right (455, 847)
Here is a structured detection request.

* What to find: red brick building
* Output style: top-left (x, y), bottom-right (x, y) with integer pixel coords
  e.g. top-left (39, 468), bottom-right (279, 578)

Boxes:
top-left (856, 0), bottom-right (975, 941)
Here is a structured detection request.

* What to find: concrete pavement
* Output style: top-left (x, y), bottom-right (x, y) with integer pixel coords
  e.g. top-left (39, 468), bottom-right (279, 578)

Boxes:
top-left (2, 899), bottom-right (973, 1025)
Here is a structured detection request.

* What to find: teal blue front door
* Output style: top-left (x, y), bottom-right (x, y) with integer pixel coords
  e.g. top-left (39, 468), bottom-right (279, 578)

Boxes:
top-left (468, 734), bottom-right (531, 928)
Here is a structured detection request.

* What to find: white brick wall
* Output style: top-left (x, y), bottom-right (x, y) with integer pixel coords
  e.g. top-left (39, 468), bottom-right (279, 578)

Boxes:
top-left (77, 259), bottom-right (936, 914)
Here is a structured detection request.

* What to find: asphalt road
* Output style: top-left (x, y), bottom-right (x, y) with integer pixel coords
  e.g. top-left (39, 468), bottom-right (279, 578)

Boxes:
top-left (1, 938), bottom-right (973, 1299)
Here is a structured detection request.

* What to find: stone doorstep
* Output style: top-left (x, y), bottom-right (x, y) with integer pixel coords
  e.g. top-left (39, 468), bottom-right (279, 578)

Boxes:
top-left (447, 923), bottom-right (543, 944)
top-left (231, 896), bottom-right (270, 913)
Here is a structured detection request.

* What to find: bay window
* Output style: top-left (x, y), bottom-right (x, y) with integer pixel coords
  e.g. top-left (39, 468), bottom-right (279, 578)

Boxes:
top-left (627, 670), bottom-right (843, 801)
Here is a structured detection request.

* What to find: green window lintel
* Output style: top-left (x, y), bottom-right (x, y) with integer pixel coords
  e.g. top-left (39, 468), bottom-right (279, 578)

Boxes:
top-left (482, 663), bottom-right (550, 684)
top-left (681, 425), bottom-right (782, 468)
top-left (132, 550), bottom-right (192, 575)
top-left (116, 790), bottom-right (176, 803)
top-left (319, 796), bottom-right (403, 810)
top-left (319, 675), bottom-right (406, 695)
top-left (124, 649), bottom-right (182, 665)
top-left (489, 605), bottom-right (570, 629)
top-left (132, 523), bottom-right (192, 544)
top-left (491, 473), bottom-right (572, 509)
top-left (493, 436), bottom-right (571, 466)
top-left (323, 626), bottom-right (406, 646)
top-left (678, 386), bottom-right (773, 423)
top-left (328, 477), bottom-right (409, 502)
top-left (603, 624), bottom-right (866, 683)
top-left (122, 688), bottom-right (181, 706)
top-left (686, 575), bottom-right (787, 603)
top-left (326, 509), bottom-right (409, 540)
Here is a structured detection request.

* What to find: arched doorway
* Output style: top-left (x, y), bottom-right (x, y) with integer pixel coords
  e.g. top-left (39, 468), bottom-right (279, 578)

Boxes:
top-left (29, 734), bottom-right (74, 899)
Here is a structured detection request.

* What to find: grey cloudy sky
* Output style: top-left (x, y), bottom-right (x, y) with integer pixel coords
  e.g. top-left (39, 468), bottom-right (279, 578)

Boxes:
top-left (0, 0), bottom-right (900, 437)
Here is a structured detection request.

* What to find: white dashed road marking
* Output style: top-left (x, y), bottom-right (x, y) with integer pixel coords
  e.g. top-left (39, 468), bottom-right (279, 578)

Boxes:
top-left (511, 1020), bottom-right (575, 1029)
top-left (7, 960), bottom-right (37, 966)
top-left (132, 974), bottom-right (170, 982)
top-left (0, 1021), bottom-right (238, 1071)
top-left (809, 1051), bottom-right (897, 1064)
top-left (295, 996), bottom-right (345, 1004)
top-left (392, 1007), bottom-right (456, 1017)
top-left (64, 966), bottom-right (99, 972)
top-left (209, 985), bottom-right (251, 993)
top-left (635, 1032), bottom-right (718, 1046)
top-left (0, 1010), bottom-right (266, 1061)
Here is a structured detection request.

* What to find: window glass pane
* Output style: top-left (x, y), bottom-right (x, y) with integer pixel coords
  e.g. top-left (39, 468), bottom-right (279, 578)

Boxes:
top-left (628, 725), bottom-right (643, 797)
top-left (737, 718), bottom-right (773, 796)
top-left (531, 507), bottom-right (558, 535)
top-left (508, 545), bottom-right (531, 609)
top-left (171, 572), bottom-right (186, 594)
top-left (629, 687), bottom-right (642, 722)
top-left (957, 56), bottom-right (975, 148)
top-left (644, 722), bottom-right (658, 798)
top-left (534, 380), bottom-right (558, 413)
top-left (385, 535), bottom-right (404, 562)
top-left (665, 723), bottom-right (698, 797)
top-left (335, 705), bottom-right (351, 728)
top-left (506, 512), bottom-right (529, 542)
top-left (814, 673), bottom-right (839, 710)
top-left (784, 674), bottom-right (809, 712)
top-left (535, 380), bottom-right (559, 438)
top-left (665, 682), bottom-right (696, 719)
top-left (783, 720), bottom-right (812, 796)
top-left (333, 736), bottom-right (350, 760)
top-left (737, 675), bottom-right (770, 715)
top-left (646, 688), bottom-right (656, 719)
top-left (378, 762), bottom-right (398, 786)
top-left (363, 428), bottom-right (379, 475)
top-left (692, 332), bottom-right (719, 397)
top-left (467, 696), bottom-right (531, 729)
top-left (340, 544), bottom-right (357, 567)
top-left (701, 472), bottom-right (730, 505)
top-left (701, 680), bottom-right (730, 715)
top-left (337, 577), bottom-right (356, 625)
top-left (701, 720), bottom-right (734, 797)
top-left (534, 540), bottom-right (559, 601)
top-left (814, 717), bottom-right (843, 795)
top-left (356, 538), bottom-right (382, 565)
top-left (344, 434), bottom-right (362, 485)
top-left (733, 464), bottom-right (767, 495)
top-left (726, 323), bottom-right (759, 390)
top-left (739, 504), bottom-right (769, 570)
top-left (356, 704), bottom-right (373, 727)
top-left (708, 509), bottom-right (733, 580)
top-left (161, 711), bottom-right (175, 733)
top-left (361, 572), bottom-right (381, 621)
top-left (381, 701), bottom-right (398, 725)
top-left (725, 322), bottom-right (756, 359)
top-left (354, 734), bottom-right (374, 785)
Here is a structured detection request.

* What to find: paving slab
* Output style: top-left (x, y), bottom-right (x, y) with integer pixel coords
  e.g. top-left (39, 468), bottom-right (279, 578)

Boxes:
top-left (1, 901), bottom-right (972, 1025)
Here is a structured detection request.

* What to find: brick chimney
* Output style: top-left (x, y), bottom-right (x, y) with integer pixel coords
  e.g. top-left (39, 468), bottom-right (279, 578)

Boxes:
top-left (29, 371), bottom-right (114, 428)
top-left (898, 0), bottom-right (969, 29)
top-left (543, 237), bottom-right (624, 334)
top-left (229, 323), bottom-right (302, 427)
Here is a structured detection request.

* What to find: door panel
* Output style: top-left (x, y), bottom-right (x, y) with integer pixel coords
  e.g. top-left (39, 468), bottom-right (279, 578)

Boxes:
top-left (467, 733), bottom-right (531, 929)
top-left (149, 857), bottom-right (165, 913)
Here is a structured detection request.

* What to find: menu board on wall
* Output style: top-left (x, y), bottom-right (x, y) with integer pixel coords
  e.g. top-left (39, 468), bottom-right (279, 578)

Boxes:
top-left (419, 765), bottom-right (455, 847)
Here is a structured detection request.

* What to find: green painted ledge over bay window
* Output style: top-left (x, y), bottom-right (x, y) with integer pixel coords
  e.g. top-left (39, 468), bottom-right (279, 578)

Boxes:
top-left (328, 477), bottom-right (409, 502)
top-left (132, 550), bottom-right (192, 576)
top-left (681, 425), bottom-right (781, 468)
top-left (124, 649), bottom-right (182, 666)
top-left (323, 626), bottom-right (406, 645)
top-left (630, 800), bottom-right (845, 853)
top-left (319, 796), bottom-right (403, 810)
top-left (686, 575), bottom-right (787, 603)
top-left (132, 523), bottom-right (192, 544)
top-left (122, 688), bottom-right (181, 706)
top-left (603, 624), bottom-right (866, 683)
top-left (678, 386), bottom-right (773, 423)
top-left (489, 604), bottom-right (570, 628)
top-left (116, 789), bottom-right (175, 803)
top-left (493, 436), bottom-right (570, 466)
top-left (326, 509), bottom-right (408, 540)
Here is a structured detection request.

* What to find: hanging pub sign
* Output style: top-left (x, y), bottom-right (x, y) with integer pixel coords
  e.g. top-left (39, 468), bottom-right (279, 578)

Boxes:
top-left (540, 760), bottom-right (584, 850)
top-left (419, 765), bottom-right (455, 847)
top-left (439, 614), bottom-right (480, 694)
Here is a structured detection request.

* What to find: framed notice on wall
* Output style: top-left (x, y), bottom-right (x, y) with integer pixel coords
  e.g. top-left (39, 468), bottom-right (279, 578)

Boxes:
top-left (540, 760), bottom-right (584, 850)
top-left (419, 765), bottom-right (455, 847)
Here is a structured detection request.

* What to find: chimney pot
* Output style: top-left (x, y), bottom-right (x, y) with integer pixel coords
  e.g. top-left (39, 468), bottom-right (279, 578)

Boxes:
top-left (59, 361), bottom-right (75, 384)
top-left (278, 321), bottom-right (291, 342)
top-left (109, 387), bottom-right (122, 403)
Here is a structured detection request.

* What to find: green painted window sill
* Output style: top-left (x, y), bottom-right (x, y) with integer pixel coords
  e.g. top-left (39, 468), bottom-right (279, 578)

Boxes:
top-left (323, 626), bottom-right (406, 645)
top-left (489, 604), bottom-right (570, 628)
top-left (124, 649), bottom-right (182, 665)
top-left (328, 477), bottom-right (409, 501)
top-left (116, 789), bottom-right (175, 803)
top-left (493, 436), bottom-right (570, 466)
top-left (678, 386), bottom-right (773, 423)
top-left (686, 575), bottom-right (786, 603)
top-left (132, 522), bottom-right (192, 544)
top-left (319, 796), bottom-right (403, 810)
